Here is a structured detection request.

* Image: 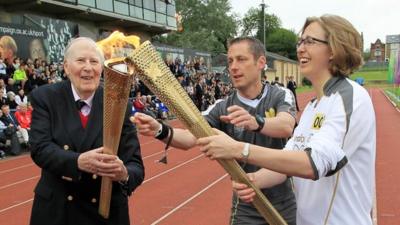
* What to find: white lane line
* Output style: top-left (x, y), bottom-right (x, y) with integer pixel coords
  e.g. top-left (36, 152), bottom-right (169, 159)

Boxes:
top-left (0, 150), bottom-right (202, 213)
top-left (381, 89), bottom-right (400, 113)
top-left (0, 151), bottom-right (195, 191)
top-left (142, 147), bottom-right (179, 160)
top-left (143, 154), bottom-right (204, 184)
top-left (0, 198), bottom-right (33, 214)
top-left (0, 176), bottom-right (40, 190)
top-left (143, 150), bottom-right (164, 159)
top-left (0, 164), bottom-right (35, 175)
top-left (150, 173), bottom-right (229, 225)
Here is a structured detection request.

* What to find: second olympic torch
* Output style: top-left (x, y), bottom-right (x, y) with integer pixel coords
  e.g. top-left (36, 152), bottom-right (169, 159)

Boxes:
top-left (125, 41), bottom-right (287, 225)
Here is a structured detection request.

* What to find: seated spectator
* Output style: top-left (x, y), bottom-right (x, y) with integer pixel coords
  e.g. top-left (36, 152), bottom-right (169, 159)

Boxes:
top-left (5, 92), bottom-right (18, 111)
top-left (151, 97), bottom-right (169, 120)
top-left (1, 104), bottom-right (29, 145)
top-left (0, 58), bottom-right (7, 81)
top-left (15, 89), bottom-right (28, 106)
top-left (0, 91), bottom-right (7, 108)
top-left (133, 91), bottom-right (155, 118)
top-left (13, 62), bottom-right (27, 89)
top-left (0, 109), bottom-right (21, 155)
top-left (6, 78), bottom-right (19, 94)
top-left (133, 91), bottom-right (145, 112)
top-left (14, 103), bottom-right (31, 130)
top-left (0, 79), bottom-right (7, 97)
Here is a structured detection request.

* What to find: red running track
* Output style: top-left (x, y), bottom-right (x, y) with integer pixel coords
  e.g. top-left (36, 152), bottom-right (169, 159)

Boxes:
top-left (0, 88), bottom-right (398, 225)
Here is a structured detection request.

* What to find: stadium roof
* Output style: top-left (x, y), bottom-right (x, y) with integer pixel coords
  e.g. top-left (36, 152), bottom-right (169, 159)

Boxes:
top-left (0, 0), bottom-right (175, 35)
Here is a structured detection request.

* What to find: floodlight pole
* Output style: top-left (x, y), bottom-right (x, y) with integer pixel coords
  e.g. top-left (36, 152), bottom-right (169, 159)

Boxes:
top-left (260, 0), bottom-right (266, 78)
top-left (261, 0), bottom-right (266, 47)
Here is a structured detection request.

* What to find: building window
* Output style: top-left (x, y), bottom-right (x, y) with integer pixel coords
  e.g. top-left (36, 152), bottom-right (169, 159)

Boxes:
top-left (96, 0), bottom-right (113, 11)
top-left (143, 0), bottom-right (155, 10)
top-left (78, 0), bottom-right (95, 7)
top-left (167, 16), bottom-right (176, 27)
top-left (134, 6), bottom-right (143, 18)
top-left (129, 0), bottom-right (142, 7)
top-left (143, 9), bottom-right (155, 21)
top-left (114, 1), bottom-right (129, 15)
top-left (155, 0), bottom-right (166, 13)
top-left (156, 13), bottom-right (166, 24)
top-left (167, 4), bottom-right (175, 16)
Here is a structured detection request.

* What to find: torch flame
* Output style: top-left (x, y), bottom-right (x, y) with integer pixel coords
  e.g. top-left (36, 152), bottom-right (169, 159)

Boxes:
top-left (96, 31), bottom-right (141, 60)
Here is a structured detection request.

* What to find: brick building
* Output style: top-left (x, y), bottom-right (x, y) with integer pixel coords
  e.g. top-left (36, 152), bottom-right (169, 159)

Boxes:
top-left (370, 39), bottom-right (385, 62)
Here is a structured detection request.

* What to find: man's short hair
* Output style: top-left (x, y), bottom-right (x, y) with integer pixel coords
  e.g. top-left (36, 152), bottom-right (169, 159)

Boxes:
top-left (64, 37), bottom-right (105, 64)
top-left (228, 37), bottom-right (266, 60)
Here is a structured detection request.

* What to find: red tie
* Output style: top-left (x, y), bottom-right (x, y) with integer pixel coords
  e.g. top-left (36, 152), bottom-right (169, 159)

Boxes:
top-left (79, 112), bottom-right (89, 128)
top-left (76, 100), bottom-right (88, 128)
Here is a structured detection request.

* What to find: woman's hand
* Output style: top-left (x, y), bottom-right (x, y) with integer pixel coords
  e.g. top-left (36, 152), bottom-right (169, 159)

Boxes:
top-left (130, 112), bottom-right (161, 137)
top-left (197, 129), bottom-right (243, 160)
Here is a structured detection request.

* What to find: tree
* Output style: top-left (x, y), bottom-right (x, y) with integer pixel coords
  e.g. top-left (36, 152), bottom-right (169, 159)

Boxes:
top-left (239, 7), bottom-right (297, 60)
top-left (266, 28), bottom-right (298, 60)
top-left (239, 7), bottom-right (281, 41)
top-left (153, 0), bottom-right (237, 54)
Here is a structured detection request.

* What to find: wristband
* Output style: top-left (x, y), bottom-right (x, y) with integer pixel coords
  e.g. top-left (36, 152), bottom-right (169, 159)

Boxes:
top-left (155, 122), bottom-right (170, 140)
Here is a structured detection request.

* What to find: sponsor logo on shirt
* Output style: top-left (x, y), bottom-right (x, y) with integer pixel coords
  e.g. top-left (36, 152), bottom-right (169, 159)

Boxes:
top-left (265, 108), bottom-right (276, 118)
top-left (311, 113), bottom-right (325, 130)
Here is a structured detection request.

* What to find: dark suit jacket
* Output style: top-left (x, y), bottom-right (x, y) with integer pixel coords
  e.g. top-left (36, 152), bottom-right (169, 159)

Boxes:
top-left (286, 80), bottom-right (297, 94)
top-left (29, 80), bottom-right (145, 225)
top-left (1, 113), bottom-right (19, 127)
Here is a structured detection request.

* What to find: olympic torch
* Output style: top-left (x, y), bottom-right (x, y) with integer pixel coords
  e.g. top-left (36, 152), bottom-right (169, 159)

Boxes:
top-left (124, 41), bottom-right (287, 225)
top-left (96, 32), bottom-right (139, 219)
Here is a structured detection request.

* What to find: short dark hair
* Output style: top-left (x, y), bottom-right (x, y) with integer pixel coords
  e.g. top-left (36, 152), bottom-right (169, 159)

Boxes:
top-left (228, 37), bottom-right (266, 60)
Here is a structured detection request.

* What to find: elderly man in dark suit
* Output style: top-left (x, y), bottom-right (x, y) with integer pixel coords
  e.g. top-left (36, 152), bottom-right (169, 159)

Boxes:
top-left (29, 37), bottom-right (144, 225)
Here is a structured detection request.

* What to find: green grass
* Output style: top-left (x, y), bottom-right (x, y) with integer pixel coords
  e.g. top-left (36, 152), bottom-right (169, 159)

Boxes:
top-left (350, 70), bottom-right (388, 82)
top-left (296, 85), bottom-right (313, 93)
top-left (299, 70), bottom-right (391, 90)
top-left (385, 87), bottom-right (400, 108)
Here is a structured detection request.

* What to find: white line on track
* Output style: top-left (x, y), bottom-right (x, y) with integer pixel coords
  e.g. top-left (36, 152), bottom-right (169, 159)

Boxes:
top-left (0, 136), bottom-right (162, 164)
top-left (0, 176), bottom-right (40, 190)
top-left (150, 173), bottom-right (228, 225)
top-left (142, 150), bottom-right (164, 159)
top-left (142, 147), bottom-right (178, 160)
top-left (0, 164), bottom-right (35, 175)
top-left (0, 154), bottom-right (205, 214)
top-left (381, 89), bottom-right (400, 113)
top-left (0, 198), bottom-right (33, 214)
top-left (143, 154), bottom-right (204, 184)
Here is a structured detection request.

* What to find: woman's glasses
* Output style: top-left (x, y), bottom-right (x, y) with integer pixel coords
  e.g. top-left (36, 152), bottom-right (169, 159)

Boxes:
top-left (296, 36), bottom-right (328, 48)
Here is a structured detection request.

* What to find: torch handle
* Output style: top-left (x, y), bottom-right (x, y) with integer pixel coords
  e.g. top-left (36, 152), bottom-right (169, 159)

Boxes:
top-left (99, 177), bottom-right (113, 219)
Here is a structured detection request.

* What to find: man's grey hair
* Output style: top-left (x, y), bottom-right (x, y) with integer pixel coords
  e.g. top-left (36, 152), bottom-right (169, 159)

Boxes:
top-left (63, 37), bottom-right (105, 64)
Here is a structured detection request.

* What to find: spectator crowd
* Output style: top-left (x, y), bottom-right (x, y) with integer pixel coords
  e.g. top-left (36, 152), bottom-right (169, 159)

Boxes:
top-left (0, 55), bottom-right (66, 158)
top-left (0, 52), bottom-right (296, 159)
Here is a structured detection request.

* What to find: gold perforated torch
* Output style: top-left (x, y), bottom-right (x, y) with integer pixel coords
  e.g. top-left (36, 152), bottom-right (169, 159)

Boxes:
top-left (96, 32), bottom-right (140, 219)
top-left (125, 41), bottom-right (287, 225)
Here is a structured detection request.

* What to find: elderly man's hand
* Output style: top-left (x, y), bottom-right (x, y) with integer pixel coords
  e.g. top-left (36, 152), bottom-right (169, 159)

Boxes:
top-left (77, 147), bottom-right (128, 181)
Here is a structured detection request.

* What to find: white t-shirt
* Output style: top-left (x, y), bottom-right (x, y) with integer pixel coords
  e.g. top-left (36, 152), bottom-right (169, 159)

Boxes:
top-left (285, 77), bottom-right (376, 225)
